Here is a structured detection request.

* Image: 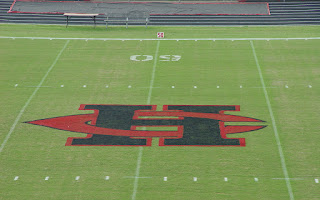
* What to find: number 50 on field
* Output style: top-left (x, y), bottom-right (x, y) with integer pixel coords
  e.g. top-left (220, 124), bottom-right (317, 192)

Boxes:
top-left (130, 55), bottom-right (181, 62)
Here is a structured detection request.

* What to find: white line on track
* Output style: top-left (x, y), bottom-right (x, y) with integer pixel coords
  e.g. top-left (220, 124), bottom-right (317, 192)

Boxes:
top-left (131, 40), bottom-right (160, 200)
top-left (0, 40), bottom-right (70, 153)
top-left (1, 36), bottom-right (320, 41)
top-left (250, 40), bottom-right (294, 200)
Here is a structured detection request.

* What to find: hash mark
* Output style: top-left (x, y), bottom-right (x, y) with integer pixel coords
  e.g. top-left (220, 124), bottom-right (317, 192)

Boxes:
top-left (193, 86), bottom-right (197, 89)
top-left (240, 85), bottom-right (243, 88)
top-left (308, 85), bottom-right (312, 88)
top-left (75, 176), bottom-right (80, 181)
top-left (315, 179), bottom-right (319, 183)
top-left (15, 84), bottom-right (18, 87)
top-left (224, 177), bottom-right (228, 182)
top-left (164, 177), bottom-right (167, 181)
top-left (193, 177), bottom-right (197, 182)
top-left (61, 85), bottom-right (64, 88)
top-left (254, 178), bottom-right (259, 182)
top-left (14, 176), bottom-right (19, 181)
top-left (171, 86), bottom-right (175, 88)
top-left (128, 85), bottom-right (132, 88)
top-left (105, 176), bottom-right (110, 180)
top-left (45, 176), bottom-right (49, 181)
top-left (105, 85), bottom-right (109, 88)
top-left (285, 85), bottom-right (289, 88)
top-left (83, 85), bottom-right (87, 88)
top-left (217, 86), bottom-right (220, 89)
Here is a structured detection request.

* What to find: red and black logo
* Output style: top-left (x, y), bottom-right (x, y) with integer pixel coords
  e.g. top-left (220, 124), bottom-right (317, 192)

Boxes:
top-left (26, 104), bottom-right (266, 147)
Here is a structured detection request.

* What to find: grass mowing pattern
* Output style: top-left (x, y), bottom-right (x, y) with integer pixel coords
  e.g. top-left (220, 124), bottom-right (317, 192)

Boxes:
top-left (0, 25), bottom-right (319, 200)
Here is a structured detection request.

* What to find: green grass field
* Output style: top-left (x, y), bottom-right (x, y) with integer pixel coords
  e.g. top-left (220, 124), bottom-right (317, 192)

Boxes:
top-left (0, 24), bottom-right (319, 200)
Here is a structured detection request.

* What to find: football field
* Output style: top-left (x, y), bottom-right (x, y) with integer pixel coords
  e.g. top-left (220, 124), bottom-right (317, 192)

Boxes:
top-left (0, 25), bottom-right (319, 200)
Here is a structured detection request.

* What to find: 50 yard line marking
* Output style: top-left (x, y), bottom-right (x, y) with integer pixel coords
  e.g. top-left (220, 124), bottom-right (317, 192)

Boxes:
top-left (0, 40), bottom-right (70, 153)
top-left (250, 40), bottom-right (294, 200)
top-left (131, 40), bottom-right (160, 200)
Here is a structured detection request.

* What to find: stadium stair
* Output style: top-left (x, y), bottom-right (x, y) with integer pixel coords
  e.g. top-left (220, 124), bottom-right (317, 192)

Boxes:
top-left (0, 0), bottom-right (320, 26)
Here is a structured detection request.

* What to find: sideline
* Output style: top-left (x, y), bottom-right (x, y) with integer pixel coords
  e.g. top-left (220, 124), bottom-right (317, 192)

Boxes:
top-left (1, 36), bottom-right (320, 41)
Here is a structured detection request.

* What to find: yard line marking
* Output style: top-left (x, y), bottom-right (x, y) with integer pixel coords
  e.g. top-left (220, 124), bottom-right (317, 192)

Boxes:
top-left (1, 36), bottom-right (320, 41)
top-left (164, 177), bottom-right (167, 181)
top-left (45, 176), bottom-right (50, 181)
top-left (147, 41), bottom-right (160, 105)
top-left (193, 177), bottom-right (197, 182)
top-left (224, 177), bottom-right (228, 182)
top-left (105, 176), bottom-right (110, 180)
top-left (254, 178), bottom-right (259, 182)
top-left (131, 40), bottom-right (160, 200)
top-left (0, 40), bottom-right (69, 153)
top-left (14, 176), bottom-right (19, 181)
top-left (315, 179), bottom-right (319, 183)
top-left (75, 176), bottom-right (80, 181)
top-left (250, 40), bottom-right (294, 200)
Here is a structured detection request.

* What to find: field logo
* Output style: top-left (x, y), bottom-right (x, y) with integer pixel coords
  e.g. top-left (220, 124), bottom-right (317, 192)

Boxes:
top-left (26, 104), bottom-right (266, 147)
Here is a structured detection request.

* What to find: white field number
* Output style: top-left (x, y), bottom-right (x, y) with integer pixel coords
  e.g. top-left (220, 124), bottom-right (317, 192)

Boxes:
top-left (130, 55), bottom-right (181, 62)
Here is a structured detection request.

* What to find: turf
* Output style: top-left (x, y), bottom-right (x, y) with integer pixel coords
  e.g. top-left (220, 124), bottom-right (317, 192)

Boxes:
top-left (0, 24), bottom-right (319, 200)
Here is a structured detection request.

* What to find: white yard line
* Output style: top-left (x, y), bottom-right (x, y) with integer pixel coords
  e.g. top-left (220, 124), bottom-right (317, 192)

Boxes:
top-left (1, 36), bottom-right (320, 41)
top-left (250, 40), bottom-right (294, 200)
top-left (0, 40), bottom-right (70, 153)
top-left (131, 41), bottom-right (160, 200)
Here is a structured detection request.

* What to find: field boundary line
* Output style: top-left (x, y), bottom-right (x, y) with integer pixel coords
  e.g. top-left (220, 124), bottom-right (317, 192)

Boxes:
top-left (1, 36), bottom-right (320, 41)
top-left (0, 40), bottom-right (70, 153)
top-left (250, 40), bottom-right (294, 200)
top-left (131, 40), bottom-right (160, 200)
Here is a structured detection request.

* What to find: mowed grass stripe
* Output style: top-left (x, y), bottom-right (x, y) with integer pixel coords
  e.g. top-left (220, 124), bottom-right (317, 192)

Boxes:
top-left (250, 40), bottom-right (294, 200)
top-left (0, 40), bottom-right (70, 153)
top-left (132, 40), bottom-right (161, 200)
